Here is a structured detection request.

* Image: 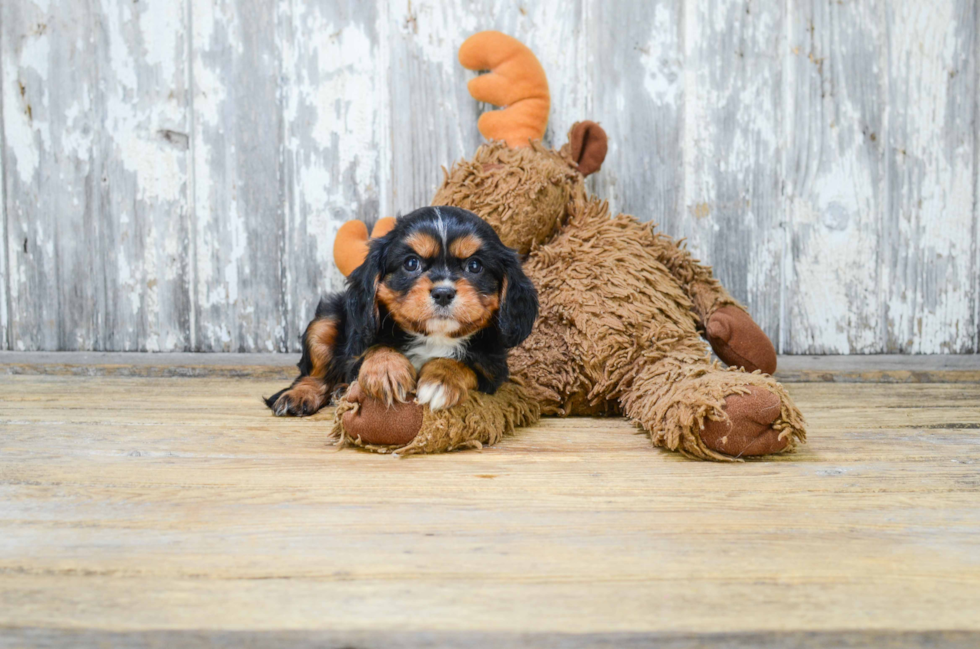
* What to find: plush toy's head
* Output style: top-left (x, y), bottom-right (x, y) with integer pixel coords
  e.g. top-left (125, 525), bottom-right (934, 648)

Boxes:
top-left (432, 122), bottom-right (607, 254)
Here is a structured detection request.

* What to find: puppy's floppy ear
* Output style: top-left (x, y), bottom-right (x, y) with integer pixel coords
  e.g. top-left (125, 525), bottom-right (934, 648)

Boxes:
top-left (345, 238), bottom-right (387, 355)
top-left (497, 250), bottom-right (538, 348)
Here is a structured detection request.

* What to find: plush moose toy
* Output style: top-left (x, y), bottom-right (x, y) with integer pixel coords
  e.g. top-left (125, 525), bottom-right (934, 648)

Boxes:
top-left (329, 31), bottom-right (806, 461)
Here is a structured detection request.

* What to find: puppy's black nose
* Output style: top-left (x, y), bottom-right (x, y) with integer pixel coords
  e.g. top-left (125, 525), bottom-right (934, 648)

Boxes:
top-left (431, 286), bottom-right (456, 307)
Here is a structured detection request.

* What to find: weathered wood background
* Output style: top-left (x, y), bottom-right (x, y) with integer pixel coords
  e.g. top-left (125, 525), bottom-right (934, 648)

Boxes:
top-left (1, 0), bottom-right (977, 353)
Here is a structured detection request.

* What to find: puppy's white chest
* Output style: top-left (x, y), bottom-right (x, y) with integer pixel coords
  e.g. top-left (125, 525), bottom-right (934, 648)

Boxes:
top-left (405, 334), bottom-right (469, 371)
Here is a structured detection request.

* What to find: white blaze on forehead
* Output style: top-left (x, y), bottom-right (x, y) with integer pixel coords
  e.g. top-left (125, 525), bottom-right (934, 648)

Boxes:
top-left (432, 207), bottom-right (448, 247)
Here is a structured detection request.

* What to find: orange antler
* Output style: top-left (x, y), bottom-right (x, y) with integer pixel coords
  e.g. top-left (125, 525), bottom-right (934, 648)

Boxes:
top-left (333, 217), bottom-right (396, 277)
top-left (459, 31), bottom-right (550, 148)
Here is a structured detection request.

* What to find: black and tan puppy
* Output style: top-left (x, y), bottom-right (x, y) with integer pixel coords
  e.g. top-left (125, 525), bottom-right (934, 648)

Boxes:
top-left (267, 206), bottom-right (538, 416)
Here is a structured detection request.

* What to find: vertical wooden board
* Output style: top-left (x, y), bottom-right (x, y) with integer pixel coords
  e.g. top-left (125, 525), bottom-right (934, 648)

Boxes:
top-left (386, 0), bottom-right (480, 217)
top-left (681, 0), bottom-right (783, 344)
top-left (976, 5), bottom-right (980, 354)
top-left (883, 0), bottom-right (977, 353)
top-left (191, 0), bottom-right (286, 352)
top-left (1, 1), bottom-right (104, 350)
top-left (1, 44), bottom-right (7, 351)
top-left (783, 0), bottom-right (885, 354)
top-left (587, 0), bottom-right (684, 233)
top-left (385, 0), bottom-right (586, 217)
top-left (278, 0), bottom-right (385, 352)
top-left (98, 0), bottom-right (192, 351)
top-left (2, 0), bottom-right (190, 352)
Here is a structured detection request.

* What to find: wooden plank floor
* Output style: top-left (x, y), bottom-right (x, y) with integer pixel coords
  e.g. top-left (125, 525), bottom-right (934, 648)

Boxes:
top-left (1, 356), bottom-right (979, 647)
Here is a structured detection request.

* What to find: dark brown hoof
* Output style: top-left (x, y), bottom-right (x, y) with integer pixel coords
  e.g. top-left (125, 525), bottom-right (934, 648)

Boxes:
top-left (701, 386), bottom-right (787, 457)
top-left (341, 381), bottom-right (424, 447)
top-left (706, 306), bottom-right (777, 375)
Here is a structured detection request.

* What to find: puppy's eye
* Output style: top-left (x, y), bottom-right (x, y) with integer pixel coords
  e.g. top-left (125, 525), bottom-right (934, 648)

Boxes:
top-left (403, 256), bottom-right (421, 273)
top-left (465, 258), bottom-right (483, 274)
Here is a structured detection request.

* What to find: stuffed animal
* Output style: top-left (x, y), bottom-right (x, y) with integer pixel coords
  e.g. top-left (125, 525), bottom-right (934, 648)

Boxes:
top-left (329, 31), bottom-right (806, 461)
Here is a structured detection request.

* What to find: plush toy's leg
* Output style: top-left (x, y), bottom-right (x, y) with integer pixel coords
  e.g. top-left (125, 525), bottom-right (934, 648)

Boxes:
top-left (650, 234), bottom-right (777, 374)
top-left (331, 380), bottom-right (540, 455)
top-left (619, 358), bottom-right (806, 461)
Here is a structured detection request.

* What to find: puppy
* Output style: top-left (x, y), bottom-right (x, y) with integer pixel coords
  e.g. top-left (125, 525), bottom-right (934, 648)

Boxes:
top-left (266, 206), bottom-right (538, 416)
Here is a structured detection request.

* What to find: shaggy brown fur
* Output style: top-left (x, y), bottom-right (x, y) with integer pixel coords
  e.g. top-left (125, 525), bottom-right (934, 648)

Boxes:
top-left (333, 380), bottom-right (540, 455)
top-left (334, 130), bottom-right (806, 461)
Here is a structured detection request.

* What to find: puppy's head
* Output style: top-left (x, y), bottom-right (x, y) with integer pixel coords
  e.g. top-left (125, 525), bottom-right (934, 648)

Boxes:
top-left (347, 206), bottom-right (537, 348)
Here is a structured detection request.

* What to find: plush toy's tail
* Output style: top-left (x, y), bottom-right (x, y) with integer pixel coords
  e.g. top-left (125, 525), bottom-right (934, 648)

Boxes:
top-left (459, 31), bottom-right (550, 148)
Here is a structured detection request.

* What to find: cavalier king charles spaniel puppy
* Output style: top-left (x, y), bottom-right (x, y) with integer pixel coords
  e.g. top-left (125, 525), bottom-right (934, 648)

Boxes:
top-left (267, 206), bottom-right (538, 416)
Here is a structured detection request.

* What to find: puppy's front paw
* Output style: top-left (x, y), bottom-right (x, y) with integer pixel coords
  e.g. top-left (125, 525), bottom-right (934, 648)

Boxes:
top-left (358, 347), bottom-right (417, 407)
top-left (415, 359), bottom-right (477, 411)
top-left (269, 377), bottom-right (328, 417)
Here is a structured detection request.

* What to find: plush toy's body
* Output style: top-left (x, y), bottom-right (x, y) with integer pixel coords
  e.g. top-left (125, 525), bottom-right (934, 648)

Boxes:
top-left (330, 32), bottom-right (806, 460)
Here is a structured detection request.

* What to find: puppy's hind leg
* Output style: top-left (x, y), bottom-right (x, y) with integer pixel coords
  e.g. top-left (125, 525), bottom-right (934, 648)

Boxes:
top-left (267, 309), bottom-right (342, 417)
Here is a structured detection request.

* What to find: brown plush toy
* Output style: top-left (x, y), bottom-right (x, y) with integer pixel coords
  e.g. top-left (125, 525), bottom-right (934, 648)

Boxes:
top-left (330, 31), bottom-right (806, 461)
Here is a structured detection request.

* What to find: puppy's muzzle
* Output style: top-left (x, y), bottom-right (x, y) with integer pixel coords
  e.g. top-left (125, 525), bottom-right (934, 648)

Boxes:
top-left (430, 286), bottom-right (456, 307)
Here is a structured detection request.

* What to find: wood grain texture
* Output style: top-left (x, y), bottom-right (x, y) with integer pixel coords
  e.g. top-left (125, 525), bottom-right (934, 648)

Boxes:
top-left (588, 0), bottom-right (683, 232)
top-left (1, 374), bottom-right (980, 641)
top-left (0, 0), bottom-right (978, 353)
top-left (682, 0), bottom-right (785, 345)
top-left (278, 0), bottom-right (385, 352)
top-left (3, 351), bottom-right (979, 383)
top-left (784, 0), bottom-right (885, 353)
top-left (1, 0), bottom-right (192, 352)
top-left (882, 0), bottom-right (978, 353)
top-left (191, 0), bottom-right (286, 352)
top-left (1, 26), bottom-right (7, 351)
top-left (2, 0), bottom-right (101, 351)
top-left (3, 629), bottom-right (980, 649)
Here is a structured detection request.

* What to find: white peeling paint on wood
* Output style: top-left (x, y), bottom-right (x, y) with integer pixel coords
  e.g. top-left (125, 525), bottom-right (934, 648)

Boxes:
top-left (98, 0), bottom-right (193, 353)
top-left (976, 5), bottom-right (980, 357)
top-left (278, 0), bottom-right (386, 352)
top-left (1, 0), bottom-right (978, 353)
top-left (191, 0), bottom-right (286, 352)
top-left (2, 0), bottom-right (99, 351)
top-left (882, 0), bottom-right (978, 354)
top-left (588, 0), bottom-right (683, 232)
top-left (681, 0), bottom-right (785, 344)
top-left (783, 0), bottom-right (885, 354)
top-left (1, 30), bottom-right (7, 350)
top-left (1, 0), bottom-right (191, 352)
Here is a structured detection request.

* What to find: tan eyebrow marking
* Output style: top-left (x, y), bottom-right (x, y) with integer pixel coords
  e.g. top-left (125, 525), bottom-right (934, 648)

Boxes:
top-left (449, 234), bottom-right (482, 259)
top-left (405, 231), bottom-right (440, 258)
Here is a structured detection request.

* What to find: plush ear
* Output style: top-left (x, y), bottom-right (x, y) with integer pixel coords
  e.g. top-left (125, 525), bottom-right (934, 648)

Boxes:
top-left (497, 251), bottom-right (538, 348)
top-left (344, 239), bottom-right (387, 355)
top-left (568, 121), bottom-right (608, 176)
